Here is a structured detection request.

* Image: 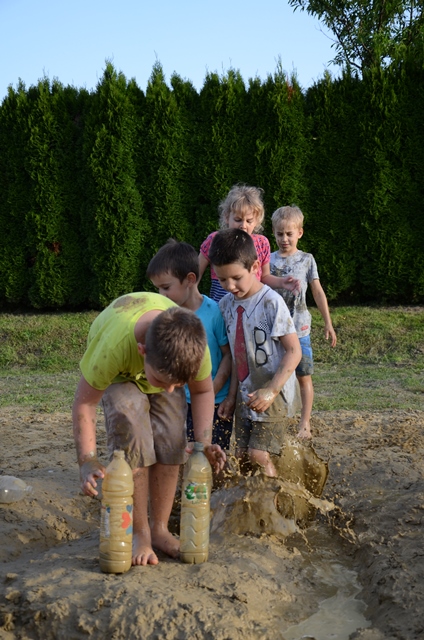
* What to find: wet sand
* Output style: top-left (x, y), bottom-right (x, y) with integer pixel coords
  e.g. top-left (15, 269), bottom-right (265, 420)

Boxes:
top-left (0, 407), bottom-right (423, 640)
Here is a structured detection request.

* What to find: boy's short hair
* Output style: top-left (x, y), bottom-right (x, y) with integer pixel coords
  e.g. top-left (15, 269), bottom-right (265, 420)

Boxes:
top-left (218, 184), bottom-right (265, 232)
top-left (209, 229), bottom-right (258, 270)
top-left (145, 307), bottom-right (206, 383)
top-left (271, 206), bottom-right (304, 230)
top-left (147, 239), bottom-right (199, 283)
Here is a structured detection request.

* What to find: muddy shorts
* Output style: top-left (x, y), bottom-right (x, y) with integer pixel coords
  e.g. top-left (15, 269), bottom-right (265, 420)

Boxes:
top-left (296, 334), bottom-right (314, 377)
top-left (234, 416), bottom-right (285, 455)
top-left (101, 382), bottom-right (188, 469)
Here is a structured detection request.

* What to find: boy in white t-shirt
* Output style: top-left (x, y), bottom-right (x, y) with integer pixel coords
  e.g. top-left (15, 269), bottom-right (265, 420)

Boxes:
top-left (270, 206), bottom-right (337, 439)
top-left (209, 228), bottom-right (301, 478)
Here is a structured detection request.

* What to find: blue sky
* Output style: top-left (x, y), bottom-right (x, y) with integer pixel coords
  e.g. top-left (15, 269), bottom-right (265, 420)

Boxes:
top-left (0, 0), bottom-right (338, 101)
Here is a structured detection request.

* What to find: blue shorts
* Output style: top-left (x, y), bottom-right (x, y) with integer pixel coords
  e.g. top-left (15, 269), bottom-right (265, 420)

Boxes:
top-left (296, 335), bottom-right (314, 377)
top-left (186, 403), bottom-right (233, 450)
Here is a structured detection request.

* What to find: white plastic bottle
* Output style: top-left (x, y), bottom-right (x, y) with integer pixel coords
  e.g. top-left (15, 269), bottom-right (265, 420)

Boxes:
top-left (99, 450), bottom-right (134, 573)
top-left (0, 476), bottom-right (32, 504)
top-left (180, 442), bottom-right (212, 564)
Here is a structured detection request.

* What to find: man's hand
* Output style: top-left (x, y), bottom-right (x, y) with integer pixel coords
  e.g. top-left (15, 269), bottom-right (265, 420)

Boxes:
top-left (79, 457), bottom-right (105, 497)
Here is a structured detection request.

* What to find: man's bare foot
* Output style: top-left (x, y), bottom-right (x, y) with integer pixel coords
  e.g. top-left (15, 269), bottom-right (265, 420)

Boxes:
top-left (297, 423), bottom-right (312, 440)
top-left (132, 533), bottom-right (159, 566)
top-left (151, 527), bottom-right (180, 559)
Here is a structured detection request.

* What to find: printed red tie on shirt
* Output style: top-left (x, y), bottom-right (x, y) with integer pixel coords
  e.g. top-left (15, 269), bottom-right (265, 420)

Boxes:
top-left (235, 305), bottom-right (249, 382)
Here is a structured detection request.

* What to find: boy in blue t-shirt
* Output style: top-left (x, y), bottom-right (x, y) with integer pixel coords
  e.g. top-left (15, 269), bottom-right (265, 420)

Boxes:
top-left (147, 239), bottom-right (233, 449)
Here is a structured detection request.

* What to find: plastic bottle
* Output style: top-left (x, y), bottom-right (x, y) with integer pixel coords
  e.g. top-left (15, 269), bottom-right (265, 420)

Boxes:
top-left (180, 442), bottom-right (212, 564)
top-left (0, 476), bottom-right (32, 504)
top-left (99, 450), bottom-right (134, 574)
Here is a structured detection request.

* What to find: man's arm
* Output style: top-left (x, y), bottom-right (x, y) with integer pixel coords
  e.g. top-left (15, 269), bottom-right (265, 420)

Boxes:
top-left (72, 375), bottom-right (106, 496)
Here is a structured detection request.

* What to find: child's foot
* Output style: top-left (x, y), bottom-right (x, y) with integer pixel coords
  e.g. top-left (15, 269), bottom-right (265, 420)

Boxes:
top-left (132, 533), bottom-right (159, 566)
top-left (296, 423), bottom-right (312, 440)
top-left (151, 528), bottom-right (180, 559)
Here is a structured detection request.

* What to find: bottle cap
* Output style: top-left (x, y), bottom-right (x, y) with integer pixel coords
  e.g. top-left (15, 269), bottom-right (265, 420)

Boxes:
top-left (113, 450), bottom-right (125, 459)
top-left (193, 442), bottom-right (205, 452)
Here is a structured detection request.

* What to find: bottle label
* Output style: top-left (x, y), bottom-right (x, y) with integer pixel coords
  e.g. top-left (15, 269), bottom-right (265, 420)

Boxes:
top-left (183, 481), bottom-right (208, 504)
top-left (101, 504), bottom-right (133, 538)
top-left (101, 505), bottom-right (111, 538)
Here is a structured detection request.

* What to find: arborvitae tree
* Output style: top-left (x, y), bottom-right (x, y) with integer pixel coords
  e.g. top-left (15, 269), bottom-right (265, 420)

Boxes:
top-left (0, 83), bottom-right (33, 305)
top-left (136, 63), bottom-right (191, 266)
top-left (393, 47), bottom-right (424, 299)
top-left (169, 74), bottom-right (204, 249)
top-left (251, 64), bottom-right (308, 236)
top-left (303, 71), bottom-right (363, 300)
top-left (357, 63), bottom-right (422, 301)
top-left (82, 63), bottom-right (148, 307)
top-left (55, 85), bottom-right (92, 306)
top-left (197, 70), bottom-right (252, 237)
top-left (23, 79), bottom-right (91, 308)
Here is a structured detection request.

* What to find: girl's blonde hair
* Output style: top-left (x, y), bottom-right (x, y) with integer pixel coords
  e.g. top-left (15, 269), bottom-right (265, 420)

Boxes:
top-left (218, 184), bottom-right (265, 233)
top-left (271, 205), bottom-right (304, 230)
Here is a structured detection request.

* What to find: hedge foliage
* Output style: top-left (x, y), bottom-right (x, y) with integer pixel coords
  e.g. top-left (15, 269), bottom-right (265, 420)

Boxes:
top-left (0, 58), bottom-right (423, 309)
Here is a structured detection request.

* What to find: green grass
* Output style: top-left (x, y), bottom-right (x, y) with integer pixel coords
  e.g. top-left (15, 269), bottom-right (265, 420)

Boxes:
top-left (0, 306), bottom-right (423, 413)
top-left (0, 311), bottom-right (99, 371)
top-left (310, 305), bottom-right (424, 411)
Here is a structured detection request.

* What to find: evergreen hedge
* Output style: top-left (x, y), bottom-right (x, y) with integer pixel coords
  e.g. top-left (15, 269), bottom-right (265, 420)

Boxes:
top-left (0, 60), bottom-right (423, 309)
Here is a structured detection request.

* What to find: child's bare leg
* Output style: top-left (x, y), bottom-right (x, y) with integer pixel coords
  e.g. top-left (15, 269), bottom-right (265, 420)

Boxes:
top-left (297, 374), bottom-right (314, 439)
top-left (248, 448), bottom-right (277, 477)
top-left (132, 467), bottom-right (159, 566)
top-left (149, 463), bottom-right (180, 559)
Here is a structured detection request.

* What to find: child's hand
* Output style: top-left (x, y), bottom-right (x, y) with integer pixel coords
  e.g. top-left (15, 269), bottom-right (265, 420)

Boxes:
top-left (281, 276), bottom-right (301, 296)
top-left (217, 397), bottom-right (235, 420)
top-left (203, 444), bottom-right (227, 473)
top-left (247, 388), bottom-right (277, 413)
top-left (185, 443), bottom-right (227, 473)
top-left (79, 458), bottom-right (105, 497)
top-left (325, 324), bottom-right (337, 348)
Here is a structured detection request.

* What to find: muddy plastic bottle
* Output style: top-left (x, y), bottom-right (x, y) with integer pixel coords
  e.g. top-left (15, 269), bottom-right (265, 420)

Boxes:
top-left (99, 450), bottom-right (134, 573)
top-left (180, 442), bottom-right (212, 564)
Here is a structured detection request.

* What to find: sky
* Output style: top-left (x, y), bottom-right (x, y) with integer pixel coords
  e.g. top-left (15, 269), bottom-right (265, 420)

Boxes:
top-left (0, 0), bottom-right (339, 102)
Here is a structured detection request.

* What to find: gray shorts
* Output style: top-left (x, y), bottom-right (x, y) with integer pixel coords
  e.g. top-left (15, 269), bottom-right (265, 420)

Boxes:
top-left (234, 416), bottom-right (286, 455)
top-left (101, 382), bottom-right (188, 469)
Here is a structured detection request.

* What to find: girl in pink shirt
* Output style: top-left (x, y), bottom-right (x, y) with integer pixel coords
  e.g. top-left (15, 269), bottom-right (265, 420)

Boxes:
top-left (199, 184), bottom-right (300, 301)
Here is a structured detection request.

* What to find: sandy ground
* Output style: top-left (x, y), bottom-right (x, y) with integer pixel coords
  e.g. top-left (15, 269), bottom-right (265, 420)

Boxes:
top-left (0, 407), bottom-right (423, 640)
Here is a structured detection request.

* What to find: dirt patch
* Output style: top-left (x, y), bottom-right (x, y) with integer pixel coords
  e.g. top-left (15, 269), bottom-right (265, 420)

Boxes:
top-left (0, 407), bottom-right (423, 640)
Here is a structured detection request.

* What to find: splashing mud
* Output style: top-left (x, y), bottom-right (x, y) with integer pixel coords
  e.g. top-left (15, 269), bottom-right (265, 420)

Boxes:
top-left (0, 408), bottom-right (423, 639)
top-left (211, 435), bottom-right (333, 539)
